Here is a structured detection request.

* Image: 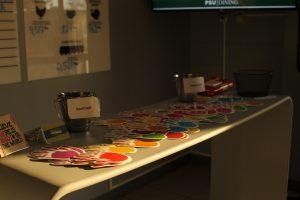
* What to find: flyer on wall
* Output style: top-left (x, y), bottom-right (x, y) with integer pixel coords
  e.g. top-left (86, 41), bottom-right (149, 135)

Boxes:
top-left (24, 0), bottom-right (111, 81)
top-left (0, 0), bottom-right (21, 85)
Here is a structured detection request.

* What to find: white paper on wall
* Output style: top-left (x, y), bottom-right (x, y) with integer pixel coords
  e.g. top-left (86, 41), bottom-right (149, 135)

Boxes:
top-left (0, 0), bottom-right (21, 85)
top-left (24, 0), bottom-right (111, 81)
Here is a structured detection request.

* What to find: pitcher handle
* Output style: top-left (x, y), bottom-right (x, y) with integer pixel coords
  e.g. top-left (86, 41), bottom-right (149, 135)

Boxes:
top-left (53, 98), bottom-right (64, 121)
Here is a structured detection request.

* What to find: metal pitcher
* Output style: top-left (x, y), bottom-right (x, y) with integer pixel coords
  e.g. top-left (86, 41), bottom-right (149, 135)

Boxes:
top-left (54, 91), bottom-right (99, 133)
top-left (174, 74), bottom-right (205, 103)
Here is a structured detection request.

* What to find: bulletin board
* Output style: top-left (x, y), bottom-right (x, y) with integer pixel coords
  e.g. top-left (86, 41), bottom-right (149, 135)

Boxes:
top-left (24, 0), bottom-right (111, 81)
top-left (0, 0), bottom-right (21, 85)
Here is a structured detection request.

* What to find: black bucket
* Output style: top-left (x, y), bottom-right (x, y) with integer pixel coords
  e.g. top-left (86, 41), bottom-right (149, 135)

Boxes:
top-left (234, 70), bottom-right (273, 97)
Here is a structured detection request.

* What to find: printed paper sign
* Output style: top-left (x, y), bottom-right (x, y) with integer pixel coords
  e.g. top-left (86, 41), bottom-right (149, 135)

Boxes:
top-left (0, 0), bottom-right (21, 85)
top-left (0, 114), bottom-right (28, 158)
top-left (183, 77), bottom-right (205, 94)
top-left (24, 0), bottom-right (111, 81)
top-left (67, 97), bottom-right (100, 119)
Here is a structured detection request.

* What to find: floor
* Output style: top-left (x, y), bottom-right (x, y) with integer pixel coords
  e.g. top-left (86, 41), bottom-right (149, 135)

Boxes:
top-left (288, 180), bottom-right (300, 200)
top-left (96, 153), bottom-right (300, 200)
top-left (98, 154), bottom-right (211, 200)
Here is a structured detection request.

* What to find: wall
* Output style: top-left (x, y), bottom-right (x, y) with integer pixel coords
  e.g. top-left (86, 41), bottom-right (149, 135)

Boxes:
top-left (283, 12), bottom-right (300, 181)
top-left (190, 13), bottom-right (223, 77)
top-left (190, 11), bottom-right (300, 181)
top-left (191, 11), bottom-right (285, 94)
top-left (2, 0), bottom-right (299, 181)
top-left (0, 0), bottom-right (190, 130)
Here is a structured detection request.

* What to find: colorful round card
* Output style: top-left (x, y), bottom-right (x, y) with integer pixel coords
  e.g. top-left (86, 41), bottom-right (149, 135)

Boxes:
top-left (166, 132), bottom-right (188, 140)
top-left (168, 126), bottom-right (188, 133)
top-left (166, 113), bottom-right (184, 119)
top-left (186, 110), bottom-right (207, 115)
top-left (205, 115), bottom-right (228, 124)
top-left (51, 150), bottom-right (79, 160)
top-left (233, 105), bottom-right (248, 112)
top-left (141, 116), bottom-right (161, 125)
top-left (136, 133), bottom-right (166, 141)
top-left (197, 120), bottom-right (212, 125)
top-left (98, 152), bottom-right (131, 163)
top-left (206, 109), bottom-right (217, 115)
top-left (84, 145), bottom-right (137, 154)
top-left (176, 121), bottom-right (198, 128)
top-left (133, 139), bottom-right (160, 148)
top-left (187, 127), bottom-right (200, 134)
top-left (90, 152), bottom-right (132, 168)
top-left (184, 115), bottom-right (204, 122)
top-left (216, 107), bottom-right (235, 115)
top-left (29, 146), bottom-right (85, 161)
top-left (243, 101), bottom-right (264, 107)
top-left (146, 125), bottom-right (169, 132)
top-left (108, 146), bottom-right (137, 154)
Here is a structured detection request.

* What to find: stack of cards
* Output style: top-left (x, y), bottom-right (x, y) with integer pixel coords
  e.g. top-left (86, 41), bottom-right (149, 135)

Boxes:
top-left (113, 139), bottom-right (160, 148)
top-left (84, 144), bottom-right (137, 154)
top-left (28, 96), bottom-right (265, 170)
top-left (29, 146), bottom-right (85, 161)
top-left (73, 151), bottom-right (132, 169)
top-left (28, 146), bottom-right (132, 169)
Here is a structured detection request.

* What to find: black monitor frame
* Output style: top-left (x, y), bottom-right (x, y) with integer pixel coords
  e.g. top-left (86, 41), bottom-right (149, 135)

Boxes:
top-left (152, 0), bottom-right (300, 73)
top-left (151, 0), bottom-right (298, 12)
top-left (297, 0), bottom-right (300, 72)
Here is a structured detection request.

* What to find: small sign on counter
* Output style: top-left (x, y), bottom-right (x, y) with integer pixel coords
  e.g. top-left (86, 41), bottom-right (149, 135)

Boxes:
top-left (67, 96), bottom-right (100, 119)
top-left (0, 114), bottom-right (28, 158)
top-left (183, 76), bottom-right (205, 94)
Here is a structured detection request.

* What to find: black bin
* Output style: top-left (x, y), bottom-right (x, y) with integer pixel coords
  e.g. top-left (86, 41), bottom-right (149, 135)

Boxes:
top-left (234, 70), bottom-right (273, 97)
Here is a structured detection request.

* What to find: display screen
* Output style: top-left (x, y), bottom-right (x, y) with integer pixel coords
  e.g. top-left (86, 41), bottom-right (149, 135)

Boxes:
top-left (152, 0), bottom-right (297, 11)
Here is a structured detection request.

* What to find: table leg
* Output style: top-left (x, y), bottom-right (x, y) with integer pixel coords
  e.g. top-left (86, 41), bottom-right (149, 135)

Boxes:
top-left (211, 100), bottom-right (293, 200)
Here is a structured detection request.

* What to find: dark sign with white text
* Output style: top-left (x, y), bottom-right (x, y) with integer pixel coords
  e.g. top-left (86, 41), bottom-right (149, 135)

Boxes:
top-left (153, 0), bottom-right (296, 10)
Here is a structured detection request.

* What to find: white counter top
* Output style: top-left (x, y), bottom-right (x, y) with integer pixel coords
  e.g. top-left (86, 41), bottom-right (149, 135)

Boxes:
top-left (0, 96), bottom-right (292, 200)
